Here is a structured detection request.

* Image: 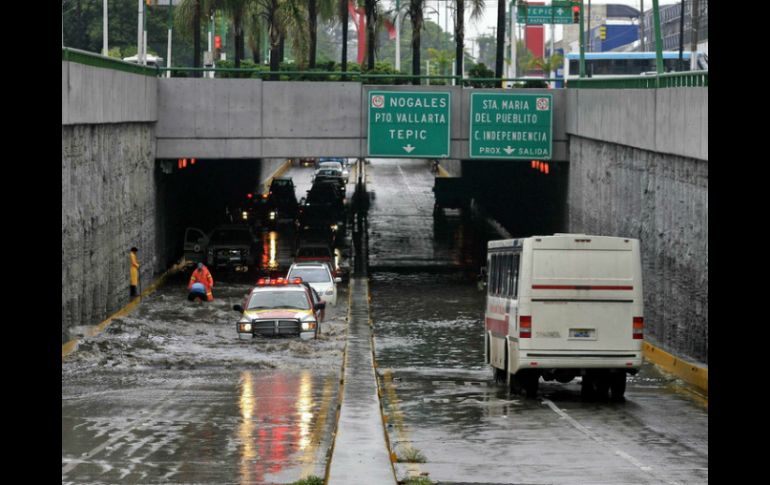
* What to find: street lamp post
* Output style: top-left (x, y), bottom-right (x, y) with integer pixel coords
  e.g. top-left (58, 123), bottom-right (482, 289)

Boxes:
top-left (103, 0), bottom-right (108, 56)
top-left (395, 0), bottom-right (402, 71)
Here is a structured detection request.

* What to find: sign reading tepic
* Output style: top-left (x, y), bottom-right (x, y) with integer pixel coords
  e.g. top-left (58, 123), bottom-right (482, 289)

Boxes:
top-left (368, 91), bottom-right (451, 158)
top-left (469, 93), bottom-right (553, 160)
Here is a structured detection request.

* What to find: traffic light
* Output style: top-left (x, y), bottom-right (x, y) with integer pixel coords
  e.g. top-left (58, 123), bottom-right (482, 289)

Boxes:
top-left (572, 5), bottom-right (580, 24)
top-left (214, 35), bottom-right (222, 50)
top-left (599, 26), bottom-right (607, 40)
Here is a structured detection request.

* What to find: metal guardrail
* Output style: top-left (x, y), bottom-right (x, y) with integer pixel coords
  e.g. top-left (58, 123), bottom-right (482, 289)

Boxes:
top-left (62, 47), bottom-right (160, 76)
top-left (568, 71), bottom-right (708, 89)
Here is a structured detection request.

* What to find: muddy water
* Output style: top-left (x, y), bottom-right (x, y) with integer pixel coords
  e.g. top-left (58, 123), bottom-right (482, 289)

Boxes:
top-left (62, 163), bottom-right (348, 484)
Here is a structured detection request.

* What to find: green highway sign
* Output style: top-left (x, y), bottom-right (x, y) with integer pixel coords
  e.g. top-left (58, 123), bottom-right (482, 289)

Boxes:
top-left (517, 3), bottom-right (574, 24)
top-left (367, 90), bottom-right (451, 158)
top-left (469, 92), bottom-right (553, 160)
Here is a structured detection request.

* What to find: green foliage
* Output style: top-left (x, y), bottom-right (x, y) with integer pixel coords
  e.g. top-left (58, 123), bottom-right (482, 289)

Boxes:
top-left (289, 476), bottom-right (324, 485)
top-left (397, 446), bottom-right (427, 463)
top-left (465, 63), bottom-right (497, 88)
top-left (401, 478), bottom-right (435, 485)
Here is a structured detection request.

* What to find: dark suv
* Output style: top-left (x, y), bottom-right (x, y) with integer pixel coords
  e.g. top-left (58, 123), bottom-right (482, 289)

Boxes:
top-left (266, 177), bottom-right (299, 224)
top-left (205, 225), bottom-right (260, 272)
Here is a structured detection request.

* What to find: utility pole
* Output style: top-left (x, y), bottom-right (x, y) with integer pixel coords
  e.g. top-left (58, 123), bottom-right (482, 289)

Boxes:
top-left (639, 0), bottom-right (647, 52)
top-left (167, 0), bottom-right (173, 78)
top-left (587, 0), bottom-right (591, 52)
top-left (395, 0), bottom-right (401, 71)
top-left (652, 0), bottom-right (664, 74)
top-left (677, 0), bottom-right (685, 71)
top-left (510, 0), bottom-right (517, 79)
top-left (103, 0), bottom-right (108, 56)
top-left (690, 0), bottom-right (700, 53)
top-left (495, 0), bottom-right (506, 79)
top-left (137, 0), bottom-right (144, 65)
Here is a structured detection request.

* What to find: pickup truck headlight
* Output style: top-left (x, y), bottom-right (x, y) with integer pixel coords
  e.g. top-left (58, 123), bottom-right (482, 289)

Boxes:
top-left (301, 316), bottom-right (317, 331)
top-left (238, 323), bottom-right (252, 332)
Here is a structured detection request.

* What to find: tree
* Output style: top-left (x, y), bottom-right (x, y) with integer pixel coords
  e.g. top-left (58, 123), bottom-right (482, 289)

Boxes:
top-left (407, 0), bottom-right (424, 85)
top-left (365, 0), bottom-right (378, 70)
top-left (427, 47), bottom-right (454, 84)
top-left (495, 0), bottom-right (505, 78)
top-left (454, 0), bottom-right (485, 78)
top-left (212, 0), bottom-right (250, 68)
top-left (525, 53), bottom-right (563, 85)
top-left (176, 0), bottom-right (204, 74)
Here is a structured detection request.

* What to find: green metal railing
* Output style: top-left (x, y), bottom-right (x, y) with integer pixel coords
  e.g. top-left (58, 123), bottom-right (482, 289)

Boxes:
top-left (568, 71), bottom-right (709, 89)
top-left (159, 67), bottom-right (557, 87)
top-left (62, 47), bottom-right (160, 76)
top-left (63, 47), bottom-right (707, 89)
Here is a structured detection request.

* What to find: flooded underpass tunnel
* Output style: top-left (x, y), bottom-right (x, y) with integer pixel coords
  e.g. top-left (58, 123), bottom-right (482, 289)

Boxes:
top-left (155, 158), bottom-right (264, 271)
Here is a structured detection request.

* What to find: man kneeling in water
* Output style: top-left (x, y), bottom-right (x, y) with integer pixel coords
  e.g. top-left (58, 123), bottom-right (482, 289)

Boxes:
top-left (188, 282), bottom-right (208, 302)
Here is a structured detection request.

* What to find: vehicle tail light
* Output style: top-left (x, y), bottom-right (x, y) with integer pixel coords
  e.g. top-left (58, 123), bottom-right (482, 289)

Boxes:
top-left (292, 277), bottom-right (302, 284)
top-left (520, 316), bottom-right (532, 339)
top-left (257, 278), bottom-right (266, 285)
top-left (633, 317), bottom-right (644, 339)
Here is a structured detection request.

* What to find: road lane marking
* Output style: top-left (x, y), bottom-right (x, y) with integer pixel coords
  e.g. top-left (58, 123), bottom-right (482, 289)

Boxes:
top-left (542, 398), bottom-right (682, 485)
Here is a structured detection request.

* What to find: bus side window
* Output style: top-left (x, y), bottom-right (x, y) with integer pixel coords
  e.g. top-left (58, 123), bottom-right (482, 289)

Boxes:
top-left (495, 254), bottom-right (503, 296)
top-left (511, 253), bottom-right (520, 298)
top-left (489, 254), bottom-right (498, 296)
top-left (503, 253), bottom-right (512, 297)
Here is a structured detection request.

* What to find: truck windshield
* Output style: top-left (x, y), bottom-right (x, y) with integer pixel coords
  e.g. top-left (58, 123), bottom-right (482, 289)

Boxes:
top-left (247, 291), bottom-right (310, 310)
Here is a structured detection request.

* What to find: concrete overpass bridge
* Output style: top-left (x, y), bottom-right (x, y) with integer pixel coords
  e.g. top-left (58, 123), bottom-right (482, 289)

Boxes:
top-left (62, 50), bottom-right (707, 364)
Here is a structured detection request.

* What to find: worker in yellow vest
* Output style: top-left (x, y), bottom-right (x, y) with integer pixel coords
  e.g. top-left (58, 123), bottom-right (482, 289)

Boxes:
top-left (130, 247), bottom-right (140, 298)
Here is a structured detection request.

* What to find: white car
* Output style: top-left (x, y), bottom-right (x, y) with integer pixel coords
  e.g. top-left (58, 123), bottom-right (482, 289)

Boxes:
top-left (316, 161), bottom-right (349, 184)
top-left (287, 262), bottom-right (341, 306)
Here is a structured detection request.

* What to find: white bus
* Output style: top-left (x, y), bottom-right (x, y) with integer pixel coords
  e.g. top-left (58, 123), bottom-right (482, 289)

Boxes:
top-left (484, 234), bottom-right (644, 400)
top-left (563, 51), bottom-right (708, 82)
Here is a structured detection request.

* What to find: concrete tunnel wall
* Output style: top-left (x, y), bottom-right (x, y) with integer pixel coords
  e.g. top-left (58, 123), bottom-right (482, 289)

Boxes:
top-left (566, 88), bottom-right (708, 364)
top-left (62, 61), bottom-right (159, 343)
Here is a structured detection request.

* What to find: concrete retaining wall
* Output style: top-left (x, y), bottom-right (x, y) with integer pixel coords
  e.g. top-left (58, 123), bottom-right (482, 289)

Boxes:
top-left (567, 136), bottom-right (708, 363)
top-left (566, 88), bottom-right (707, 161)
top-left (62, 61), bottom-right (159, 342)
top-left (62, 61), bottom-right (157, 125)
top-left (62, 123), bottom-right (157, 342)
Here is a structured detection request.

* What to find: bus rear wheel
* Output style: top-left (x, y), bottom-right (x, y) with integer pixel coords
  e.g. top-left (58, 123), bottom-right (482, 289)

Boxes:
top-left (511, 370), bottom-right (539, 399)
top-left (609, 372), bottom-right (627, 401)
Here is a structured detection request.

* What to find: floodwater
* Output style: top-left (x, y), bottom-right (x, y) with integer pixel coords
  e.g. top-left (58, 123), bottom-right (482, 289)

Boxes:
top-left (62, 163), bottom-right (348, 484)
top-left (63, 158), bottom-right (708, 484)
top-left (365, 159), bottom-right (708, 485)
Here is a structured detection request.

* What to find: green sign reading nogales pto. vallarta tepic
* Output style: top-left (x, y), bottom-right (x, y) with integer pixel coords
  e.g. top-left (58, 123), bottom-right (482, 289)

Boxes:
top-left (367, 90), bottom-right (451, 158)
top-left (469, 92), bottom-right (553, 160)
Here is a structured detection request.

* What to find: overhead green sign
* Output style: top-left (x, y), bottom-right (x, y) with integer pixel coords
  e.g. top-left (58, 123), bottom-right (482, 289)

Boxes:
top-left (469, 92), bottom-right (553, 160)
top-left (367, 90), bottom-right (451, 158)
top-left (517, 3), bottom-right (574, 25)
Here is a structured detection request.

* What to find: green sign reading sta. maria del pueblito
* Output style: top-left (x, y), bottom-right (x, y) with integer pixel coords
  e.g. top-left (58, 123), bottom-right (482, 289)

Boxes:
top-left (368, 90), bottom-right (451, 158)
top-left (469, 92), bottom-right (553, 160)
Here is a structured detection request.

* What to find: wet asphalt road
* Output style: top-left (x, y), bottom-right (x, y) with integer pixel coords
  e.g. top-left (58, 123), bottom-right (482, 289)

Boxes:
top-left (366, 159), bottom-right (708, 484)
top-left (63, 159), bottom-right (708, 484)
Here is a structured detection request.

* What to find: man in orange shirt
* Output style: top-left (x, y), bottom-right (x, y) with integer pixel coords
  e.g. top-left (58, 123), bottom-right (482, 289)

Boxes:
top-left (188, 263), bottom-right (214, 301)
